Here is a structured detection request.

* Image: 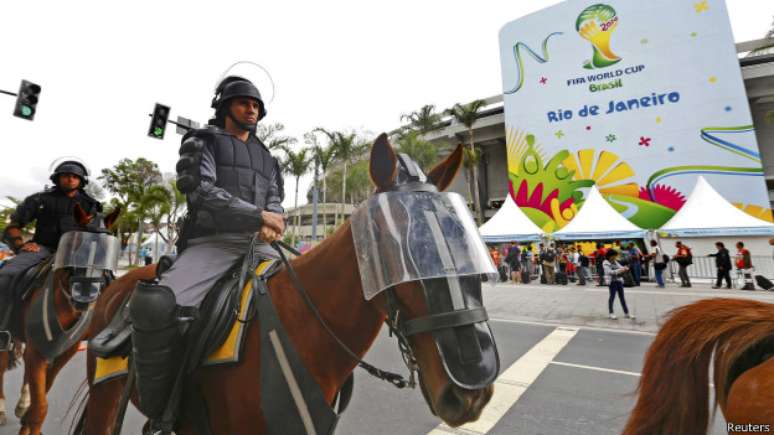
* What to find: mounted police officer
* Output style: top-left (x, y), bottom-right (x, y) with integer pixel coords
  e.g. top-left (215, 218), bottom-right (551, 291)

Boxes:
top-left (0, 159), bottom-right (102, 349)
top-left (128, 76), bottom-right (286, 433)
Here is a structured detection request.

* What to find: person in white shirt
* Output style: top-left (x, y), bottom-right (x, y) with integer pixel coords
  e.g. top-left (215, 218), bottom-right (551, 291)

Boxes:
top-left (603, 249), bottom-right (635, 320)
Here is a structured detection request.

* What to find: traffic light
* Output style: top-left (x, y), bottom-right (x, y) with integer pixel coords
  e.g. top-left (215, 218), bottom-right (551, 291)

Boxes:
top-left (13, 80), bottom-right (41, 121)
top-left (147, 103), bottom-right (170, 139)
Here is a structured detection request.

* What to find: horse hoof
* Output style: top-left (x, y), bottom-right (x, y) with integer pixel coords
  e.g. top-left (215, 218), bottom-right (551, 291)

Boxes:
top-left (15, 403), bottom-right (28, 419)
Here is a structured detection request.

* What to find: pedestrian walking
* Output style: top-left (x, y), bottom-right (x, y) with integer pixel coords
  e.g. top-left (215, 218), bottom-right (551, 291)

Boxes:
top-left (603, 249), bottom-right (634, 320)
top-left (736, 241), bottom-right (755, 290)
top-left (674, 241), bottom-right (693, 287)
top-left (708, 242), bottom-right (732, 289)
top-left (649, 240), bottom-right (666, 288)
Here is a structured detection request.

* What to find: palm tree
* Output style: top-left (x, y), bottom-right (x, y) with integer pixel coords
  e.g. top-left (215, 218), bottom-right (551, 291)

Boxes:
top-left (312, 128), bottom-right (366, 226)
top-left (136, 184), bottom-right (172, 262)
top-left (400, 104), bottom-right (443, 134)
top-left (280, 146), bottom-right (313, 246)
top-left (256, 122), bottom-right (297, 151)
top-left (307, 133), bottom-right (336, 236)
top-left (0, 197), bottom-right (22, 234)
top-left (447, 99), bottom-right (487, 224)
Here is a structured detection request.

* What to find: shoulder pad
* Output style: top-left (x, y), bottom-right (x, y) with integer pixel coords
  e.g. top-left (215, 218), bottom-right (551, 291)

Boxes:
top-left (252, 135), bottom-right (271, 153)
top-left (79, 191), bottom-right (103, 210)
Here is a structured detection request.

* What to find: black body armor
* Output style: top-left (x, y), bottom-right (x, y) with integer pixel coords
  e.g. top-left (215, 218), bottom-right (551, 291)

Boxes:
top-left (176, 126), bottom-right (284, 244)
top-left (4, 188), bottom-right (102, 251)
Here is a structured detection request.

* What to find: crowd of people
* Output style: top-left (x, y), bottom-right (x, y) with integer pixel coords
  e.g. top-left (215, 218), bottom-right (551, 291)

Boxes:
top-left (488, 238), bottom-right (773, 319)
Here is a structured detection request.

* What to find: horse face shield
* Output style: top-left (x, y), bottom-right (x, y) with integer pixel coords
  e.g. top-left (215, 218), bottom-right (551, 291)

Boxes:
top-left (351, 191), bottom-right (500, 389)
top-left (54, 231), bottom-right (120, 308)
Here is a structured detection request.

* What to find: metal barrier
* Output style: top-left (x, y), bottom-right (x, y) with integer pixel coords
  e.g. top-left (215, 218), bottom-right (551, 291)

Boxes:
top-left (656, 255), bottom-right (774, 286)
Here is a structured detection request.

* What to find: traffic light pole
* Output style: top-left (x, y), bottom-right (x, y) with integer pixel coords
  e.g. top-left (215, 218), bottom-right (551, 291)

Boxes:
top-left (147, 113), bottom-right (192, 132)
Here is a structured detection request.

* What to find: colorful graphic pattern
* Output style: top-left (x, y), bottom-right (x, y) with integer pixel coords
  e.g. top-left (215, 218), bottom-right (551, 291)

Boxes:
top-left (576, 4), bottom-right (622, 69)
top-left (504, 32), bottom-right (563, 95)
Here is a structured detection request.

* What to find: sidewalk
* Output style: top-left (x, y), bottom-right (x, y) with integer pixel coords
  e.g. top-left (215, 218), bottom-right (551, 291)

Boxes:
top-left (483, 280), bottom-right (774, 333)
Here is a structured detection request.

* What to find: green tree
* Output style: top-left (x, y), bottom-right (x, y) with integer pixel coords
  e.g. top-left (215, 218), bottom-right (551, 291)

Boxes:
top-left (99, 158), bottom-right (162, 265)
top-left (400, 104), bottom-right (443, 134)
top-left (256, 122), bottom-right (297, 151)
top-left (312, 129), bottom-right (367, 226)
top-left (395, 131), bottom-right (441, 172)
top-left (0, 197), bottom-right (23, 235)
top-left (447, 100), bottom-right (487, 224)
top-left (308, 133), bottom-right (336, 236)
top-left (280, 146), bottom-right (313, 246)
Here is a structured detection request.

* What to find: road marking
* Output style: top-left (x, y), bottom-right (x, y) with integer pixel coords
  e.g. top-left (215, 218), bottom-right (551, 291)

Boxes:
top-left (427, 327), bottom-right (578, 435)
top-left (549, 361), bottom-right (641, 377)
top-left (490, 317), bottom-right (656, 336)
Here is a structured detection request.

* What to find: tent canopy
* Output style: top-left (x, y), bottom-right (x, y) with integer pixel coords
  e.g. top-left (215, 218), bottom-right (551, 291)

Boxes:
top-left (479, 194), bottom-right (543, 242)
top-left (553, 185), bottom-right (646, 241)
top-left (659, 176), bottom-right (774, 237)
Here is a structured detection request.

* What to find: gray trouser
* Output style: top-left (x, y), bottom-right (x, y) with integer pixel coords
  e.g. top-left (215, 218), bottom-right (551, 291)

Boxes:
top-left (0, 246), bottom-right (52, 329)
top-left (678, 264), bottom-right (691, 285)
top-left (158, 234), bottom-right (278, 307)
top-left (0, 247), bottom-right (52, 293)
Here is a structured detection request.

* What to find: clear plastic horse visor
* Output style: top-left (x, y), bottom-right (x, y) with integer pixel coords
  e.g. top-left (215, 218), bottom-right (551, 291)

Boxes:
top-left (351, 191), bottom-right (497, 300)
top-left (53, 232), bottom-right (120, 272)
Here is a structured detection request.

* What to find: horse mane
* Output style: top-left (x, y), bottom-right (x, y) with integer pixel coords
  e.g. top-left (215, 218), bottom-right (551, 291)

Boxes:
top-left (623, 298), bottom-right (774, 435)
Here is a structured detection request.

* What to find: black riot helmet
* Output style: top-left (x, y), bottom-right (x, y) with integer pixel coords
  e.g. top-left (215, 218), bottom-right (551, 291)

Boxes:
top-left (50, 160), bottom-right (89, 188)
top-left (210, 76), bottom-right (266, 131)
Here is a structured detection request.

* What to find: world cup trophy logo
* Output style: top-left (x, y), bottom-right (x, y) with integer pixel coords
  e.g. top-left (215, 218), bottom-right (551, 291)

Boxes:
top-left (576, 4), bottom-right (622, 69)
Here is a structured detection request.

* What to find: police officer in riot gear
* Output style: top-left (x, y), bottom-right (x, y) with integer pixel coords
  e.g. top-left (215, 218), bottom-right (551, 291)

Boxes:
top-left (128, 76), bottom-right (285, 433)
top-left (0, 160), bottom-right (102, 349)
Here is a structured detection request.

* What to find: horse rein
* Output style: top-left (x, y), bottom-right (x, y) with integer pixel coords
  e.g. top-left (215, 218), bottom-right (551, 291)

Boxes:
top-left (270, 240), bottom-right (415, 389)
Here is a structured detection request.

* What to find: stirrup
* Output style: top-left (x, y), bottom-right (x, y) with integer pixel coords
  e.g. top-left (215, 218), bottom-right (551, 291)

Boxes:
top-left (0, 331), bottom-right (13, 352)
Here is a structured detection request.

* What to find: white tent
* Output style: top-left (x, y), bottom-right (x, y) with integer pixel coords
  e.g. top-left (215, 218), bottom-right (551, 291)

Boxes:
top-left (660, 176), bottom-right (774, 237)
top-left (553, 185), bottom-right (646, 240)
top-left (479, 194), bottom-right (543, 242)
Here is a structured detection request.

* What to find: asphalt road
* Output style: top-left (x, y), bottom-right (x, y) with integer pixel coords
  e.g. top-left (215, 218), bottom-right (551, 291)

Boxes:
top-left (0, 319), bottom-right (732, 435)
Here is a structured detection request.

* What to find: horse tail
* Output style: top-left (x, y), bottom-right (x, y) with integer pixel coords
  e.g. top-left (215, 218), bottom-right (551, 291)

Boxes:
top-left (622, 298), bottom-right (774, 435)
top-left (67, 378), bottom-right (90, 435)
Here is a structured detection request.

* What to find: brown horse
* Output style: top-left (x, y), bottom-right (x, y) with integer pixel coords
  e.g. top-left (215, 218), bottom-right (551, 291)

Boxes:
top-left (0, 205), bottom-right (125, 435)
top-left (623, 297), bottom-right (774, 435)
top-left (77, 134), bottom-right (498, 434)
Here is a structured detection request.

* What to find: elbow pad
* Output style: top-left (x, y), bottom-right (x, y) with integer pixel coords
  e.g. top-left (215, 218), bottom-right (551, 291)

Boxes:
top-left (176, 136), bottom-right (205, 194)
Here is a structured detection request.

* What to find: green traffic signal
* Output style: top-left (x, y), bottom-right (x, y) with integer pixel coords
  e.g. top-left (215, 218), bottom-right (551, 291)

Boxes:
top-left (147, 103), bottom-right (170, 140)
top-left (13, 80), bottom-right (41, 121)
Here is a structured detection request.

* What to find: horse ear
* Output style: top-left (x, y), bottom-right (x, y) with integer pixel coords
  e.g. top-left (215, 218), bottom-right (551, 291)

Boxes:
top-left (369, 133), bottom-right (398, 192)
top-left (427, 144), bottom-right (463, 192)
top-left (73, 203), bottom-right (94, 227)
top-left (103, 206), bottom-right (121, 231)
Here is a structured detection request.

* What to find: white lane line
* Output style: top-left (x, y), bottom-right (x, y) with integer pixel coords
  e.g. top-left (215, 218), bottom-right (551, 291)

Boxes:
top-left (427, 327), bottom-right (578, 435)
top-left (549, 361), bottom-right (641, 377)
top-left (490, 317), bottom-right (656, 336)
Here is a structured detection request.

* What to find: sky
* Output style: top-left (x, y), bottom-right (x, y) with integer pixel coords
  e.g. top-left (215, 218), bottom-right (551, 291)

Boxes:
top-left (0, 0), bottom-right (771, 209)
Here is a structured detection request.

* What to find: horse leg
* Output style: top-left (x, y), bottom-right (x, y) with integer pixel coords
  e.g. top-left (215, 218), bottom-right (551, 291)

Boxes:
top-left (17, 351), bottom-right (48, 435)
top-left (15, 351), bottom-right (30, 420)
top-left (0, 350), bottom-right (8, 425)
top-left (44, 346), bottom-right (79, 392)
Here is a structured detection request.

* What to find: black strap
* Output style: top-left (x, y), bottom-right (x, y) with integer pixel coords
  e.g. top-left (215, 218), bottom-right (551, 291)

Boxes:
top-left (402, 307), bottom-right (489, 337)
top-left (271, 241), bottom-right (412, 389)
top-left (334, 374), bottom-right (354, 415)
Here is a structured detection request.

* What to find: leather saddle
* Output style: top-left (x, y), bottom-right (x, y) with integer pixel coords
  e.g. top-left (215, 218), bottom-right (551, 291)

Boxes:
top-left (89, 254), bottom-right (266, 368)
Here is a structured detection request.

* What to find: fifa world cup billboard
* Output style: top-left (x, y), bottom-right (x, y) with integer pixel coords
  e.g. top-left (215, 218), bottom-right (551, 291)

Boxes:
top-left (499, 0), bottom-right (771, 231)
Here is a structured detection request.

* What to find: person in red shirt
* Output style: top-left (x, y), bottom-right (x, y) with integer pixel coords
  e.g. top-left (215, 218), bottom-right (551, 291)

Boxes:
top-left (674, 241), bottom-right (693, 288)
top-left (735, 241), bottom-right (754, 290)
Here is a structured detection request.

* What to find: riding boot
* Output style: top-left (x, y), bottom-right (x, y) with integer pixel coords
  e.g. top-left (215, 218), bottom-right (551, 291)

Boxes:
top-left (129, 281), bottom-right (185, 430)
